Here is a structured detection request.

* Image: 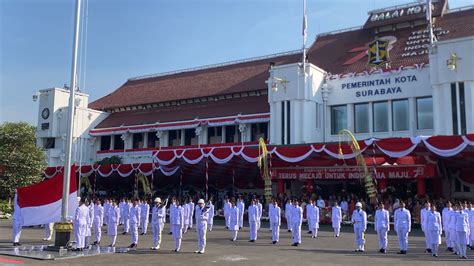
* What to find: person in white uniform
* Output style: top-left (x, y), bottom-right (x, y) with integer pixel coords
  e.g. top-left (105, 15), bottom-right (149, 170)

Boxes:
top-left (107, 200), bottom-right (120, 247)
top-left (269, 198), bottom-right (281, 244)
top-left (223, 197), bottom-right (231, 229)
top-left (307, 199), bottom-right (319, 238)
top-left (103, 199), bottom-right (110, 226)
top-left (420, 201), bottom-right (431, 253)
top-left (128, 199), bottom-right (141, 248)
top-left (454, 202), bottom-right (469, 259)
top-left (306, 199), bottom-right (314, 234)
top-left (140, 199), bottom-right (150, 235)
top-left (291, 199), bottom-right (303, 247)
top-left (427, 205), bottom-right (442, 257)
top-left (236, 196), bottom-right (245, 229)
top-left (340, 198), bottom-right (349, 217)
top-left (207, 199), bottom-right (215, 232)
top-left (374, 202), bottom-right (390, 253)
top-left (394, 201), bottom-right (411, 254)
top-left (268, 198), bottom-right (275, 232)
top-left (12, 192), bottom-right (22, 246)
top-left (332, 202), bottom-right (342, 237)
top-left (84, 200), bottom-right (93, 249)
top-left (442, 201), bottom-right (454, 251)
top-left (73, 198), bottom-right (89, 251)
top-left (93, 199), bottom-right (104, 245)
top-left (122, 199), bottom-right (131, 234)
top-left (229, 200), bottom-right (240, 241)
top-left (285, 199), bottom-right (293, 233)
top-left (316, 196), bottom-right (325, 209)
top-left (187, 198), bottom-right (195, 230)
top-left (150, 197), bottom-right (166, 250)
top-left (170, 199), bottom-right (184, 252)
top-left (183, 199), bottom-right (191, 233)
top-left (194, 199), bottom-right (209, 254)
top-left (467, 202), bottom-right (474, 249)
top-left (256, 198), bottom-right (263, 231)
top-left (351, 202), bottom-right (367, 252)
top-left (118, 198), bottom-right (126, 225)
top-left (248, 199), bottom-right (258, 242)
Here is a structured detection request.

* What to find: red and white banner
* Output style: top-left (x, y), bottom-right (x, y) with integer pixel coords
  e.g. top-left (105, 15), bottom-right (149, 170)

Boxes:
top-left (17, 165), bottom-right (78, 226)
top-left (271, 164), bottom-right (436, 180)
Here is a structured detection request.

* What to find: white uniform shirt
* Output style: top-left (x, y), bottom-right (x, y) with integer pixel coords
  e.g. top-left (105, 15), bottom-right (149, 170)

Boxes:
top-left (442, 207), bottom-right (452, 231)
top-left (223, 201), bottom-right (231, 216)
top-left (237, 200), bottom-right (245, 217)
top-left (374, 209), bottom-right (390, 231)
top-left (256, 202), bottom-right (263, 220)
top-left (420, 208), bottom-right (430, 231)
top-left (140, 203), bottom-right (150, 219)
top-left (229, 207), bottom-right (239, 230)
top-left (351, 209), bottom-right (367, 230)
top-left (170, 205), bottom-right (184, 226)
top-left (248, 204), bottom-right (258, 222)
top-left (151, 205), bottom-right (166, 224)
top-left (394, 208), bottom-right (411, 231)
top-left (468, 208), bottom-right (474, 229)
top-left (291, 205), bottom-right (303, 226)
top-left (207, 203), bottom-right (215, 223)
top-left (108, 206), bottom-right (120, 224)
top-left (93, 204), bottom-right (104, 225)
top-left (285, 203), bottom-right (293, 218)
top-left (427, 211), bottom-right (442, 232)
top-left (306, 204), bottom-right (314, 220)
top-left (332, 206), bottom-right (342, 223)
top-left (455, 211), bottom-right (469, 232)
top-left (75, 204), bottom-right (90, 225)
top-left (340, 201), bottom-right (348, 213)
top-left (269, 205), bottom-right (281, 226)
top-left (317, 199), bottom-right (325, 209)
top-left (129, 205), bottom-right (141, 225)
top-left (195, 206), bottom-right (209, 224)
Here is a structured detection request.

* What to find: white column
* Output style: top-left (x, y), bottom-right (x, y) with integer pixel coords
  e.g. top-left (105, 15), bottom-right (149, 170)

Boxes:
top-left (180, 129), bottom-right (185, 146)
top-left (221, 126), bottom-right (226, 143)
top-left (143, 132), bottom-right (149, 148)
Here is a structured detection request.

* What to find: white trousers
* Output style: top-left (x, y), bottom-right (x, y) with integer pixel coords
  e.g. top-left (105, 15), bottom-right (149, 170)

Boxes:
top-left (12, 221), bottom-right (22, 243)
top-left (238, 213), bottom-right (244, 228)
top-left (93, 222), bottom-right (102, 243)
top-left (44, 223), bottom-right (53, 239)
top-left (257, 220), bottom-right (261, 231)
top-left (123, 218), bottom-right (130, 233)
top-left (456, 231), bottom-right (468, 257)
top-left (444, 230), bottom-right (452, 247)
top-left (196, 222), bottom-right (207, 252)
top-left (208, 221), bottom-right (213, 231)
top-left (292, 222), bottom-right (301, 244)
top-left (110, 235), bottom-right (117, 246)
top-left (189, 216), bottom-right (193, 229)
top-left (431, 244), bottom-right (439, 255)
top-left (249, 221), bottom-right (258, 240)
top-left (225, 214), bottom-right (230, 228)
top-left (396, 228), bottom-right (409, 251)
top-left (271, 222), bottom-right (280, 242)
top-left (423, 230), bottom-right (430, 249)
top-left (75, 224), bottom-right (86, 248)
top-left (286, 215), bottom-right (292, 231)
top-left (377, 228), bottom-right (388, 249)
top-left (470, 227), bottom-right (474, 246)
top-left (232, 230), bottom-right (238, 241)
top-left (333, 227), bottom-right (340, 237)
top-left (353, 227), bottom-right (365, 250)
top-left (140, 216), bottom-right (148, 234)
top-left (312, 228), bottom-right (319, 238)
top-left (151, 222), bottom-right (164, 248)
top-left (130, 222), bottom-right (139, 244)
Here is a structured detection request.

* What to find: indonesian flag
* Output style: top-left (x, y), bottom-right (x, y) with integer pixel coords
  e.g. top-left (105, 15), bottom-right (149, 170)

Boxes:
top-left (16, 165), bottom-right (78, 226)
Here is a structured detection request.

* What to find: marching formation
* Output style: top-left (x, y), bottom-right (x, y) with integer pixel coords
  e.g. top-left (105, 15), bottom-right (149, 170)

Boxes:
top-left (10, 195), bottom-right (474, 259)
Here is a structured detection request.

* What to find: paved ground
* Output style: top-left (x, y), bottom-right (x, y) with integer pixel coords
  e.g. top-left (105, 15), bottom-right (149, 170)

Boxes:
top-left (0, 219), bottom-right (472, 265)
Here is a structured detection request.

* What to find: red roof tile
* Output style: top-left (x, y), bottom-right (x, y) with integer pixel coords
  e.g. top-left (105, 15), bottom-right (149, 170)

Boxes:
top-left (95, 95), bottom-right (269, 129)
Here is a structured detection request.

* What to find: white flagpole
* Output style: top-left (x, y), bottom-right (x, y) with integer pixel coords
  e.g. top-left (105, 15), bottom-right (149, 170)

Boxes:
top-left (426, 0), bottom-right (436, 48)
top-left (61, 0), bottom-right (82, 222)
top-left (302, 0), bottom-right (307, 70)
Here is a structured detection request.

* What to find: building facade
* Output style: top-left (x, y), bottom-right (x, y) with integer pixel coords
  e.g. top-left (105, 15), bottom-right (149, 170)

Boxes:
top-left (36, 0), bottom-right (474, 199)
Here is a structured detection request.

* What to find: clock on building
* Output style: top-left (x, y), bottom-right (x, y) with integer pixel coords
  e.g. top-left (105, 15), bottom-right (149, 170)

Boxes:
top-left (41, 108), bottom-right (50, 120)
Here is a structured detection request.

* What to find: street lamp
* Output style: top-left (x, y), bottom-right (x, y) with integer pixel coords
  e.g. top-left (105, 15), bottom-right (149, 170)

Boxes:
top-left (446, 52), bottom-right (461, 71)
top-left (270, 77), bottom-right (289, 93)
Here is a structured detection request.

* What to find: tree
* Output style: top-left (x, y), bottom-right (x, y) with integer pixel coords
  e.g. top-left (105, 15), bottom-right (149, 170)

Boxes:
top-left (0, 122), bottom-right (47, 200)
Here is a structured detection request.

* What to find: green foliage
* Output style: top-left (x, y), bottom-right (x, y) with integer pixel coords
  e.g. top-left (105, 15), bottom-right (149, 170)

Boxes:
top-left (0, 200), bottom-right (13, 215)
top-left (0, 122), bottom-right (47, 199)
top-left (95, 156), bottom-right (122, 165)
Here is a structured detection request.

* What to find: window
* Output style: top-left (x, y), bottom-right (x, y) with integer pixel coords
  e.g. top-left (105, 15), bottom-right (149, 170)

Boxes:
top-left (207, 127), bottom-right (222, 144)
top-left (392, 99), bottom-right (409, 131)
top-left (459, 82), bottom-right (466, 135)
top-left (184, 128), bottom-right (196, 146)
top-left (168, 130), bottom-right (181, 146)
top-left (251, 123), bottom-right (268, 141)
top-left (451, 83), bottom-right (458, 135)
top-left (100, 136), bottom-right (111, 151)
top-left (416, 97), bottom-right (433, 130)
top-left (331, 105), bottom-right (347, 134)
top-left (43, 138), bottom-right (55, 149)
top-left (225, 125), bottom-right (239, 143)
top-left (147, 132), bottom-right (159, 148)
top-left (354, 103), bottom-right (369, 133)
top-left (373, 101), bottom-right (388, 132)
top-left (132, 133), bottom-right (143, 149)
top-left (113, 135), bottom-right (124, 150)
top-left (41, 123), bottom-right (49, 130)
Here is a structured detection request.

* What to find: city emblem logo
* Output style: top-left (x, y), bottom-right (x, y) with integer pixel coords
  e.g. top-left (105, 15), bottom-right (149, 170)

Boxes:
top-left (367, 38), bottom-right (390, 67)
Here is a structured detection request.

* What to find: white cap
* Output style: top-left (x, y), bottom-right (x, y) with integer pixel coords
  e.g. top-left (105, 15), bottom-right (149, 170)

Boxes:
top-left (197, 199), bottom-right (205, 204)
top-left (154, 197), bottom-right (161, 203)
top-left (355, 202), bottom-right (362, 207)
top-left (77, 197), bottom-right (81, 201)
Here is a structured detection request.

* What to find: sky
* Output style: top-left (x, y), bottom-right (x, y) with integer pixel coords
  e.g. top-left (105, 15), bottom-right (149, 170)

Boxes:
top-left (1, 0), bottom-right (472, 125)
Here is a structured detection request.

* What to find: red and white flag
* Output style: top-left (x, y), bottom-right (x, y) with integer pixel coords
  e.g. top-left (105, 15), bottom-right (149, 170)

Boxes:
top-left (16, 165), bottom-right (78, 226)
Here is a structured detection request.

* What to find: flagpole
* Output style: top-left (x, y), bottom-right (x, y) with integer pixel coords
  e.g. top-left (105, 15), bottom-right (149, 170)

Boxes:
top-left (426, 0), bottom-right (436, 49)
top-left (61, 0), bottom-right (82, 222)
top-left (302, 0), bottom-right (307, 70)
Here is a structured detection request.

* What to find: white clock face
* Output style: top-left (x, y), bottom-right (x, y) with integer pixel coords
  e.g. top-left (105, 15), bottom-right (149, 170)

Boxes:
top-left (41, 108), bottom-right (50, 120)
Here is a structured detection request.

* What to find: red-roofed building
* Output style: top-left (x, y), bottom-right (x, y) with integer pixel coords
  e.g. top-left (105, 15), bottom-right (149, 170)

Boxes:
top-left (36, 1), bottom-right (474, 200)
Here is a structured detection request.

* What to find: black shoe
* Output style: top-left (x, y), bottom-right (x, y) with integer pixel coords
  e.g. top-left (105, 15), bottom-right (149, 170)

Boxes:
top-left (248, 240), bottom-right (255, 242)
top-left (359, 250), bottom-right (364, 252)
top-left (272, 241), bottom-right (277, 244)
top-left (355, 249), bottom-right (360, 252)
top-left (287, 230), bottom-right (291, 232)
top-left (122, 232), bottom-right (127, 235)
top-left (140, 233), bottom-right (144, 235)
top-left (433, 254), bottom-right (438, 257)
top-left (291, 243), bottom-right (298, 247)
top-left (226, 227), bottom-right (229, 229)
top-left (307, 231), bottom-right (312, 234)
top-left (397, 250), bottom-right (403, 254)
top-left (93, 241), bottom-right (97, 245)
top-left (168, 232), bottom-right (172, 235)
top-left (381, 249), bottom-right (386, 254)
top-left (239, 227), bottom-right (242, 230)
